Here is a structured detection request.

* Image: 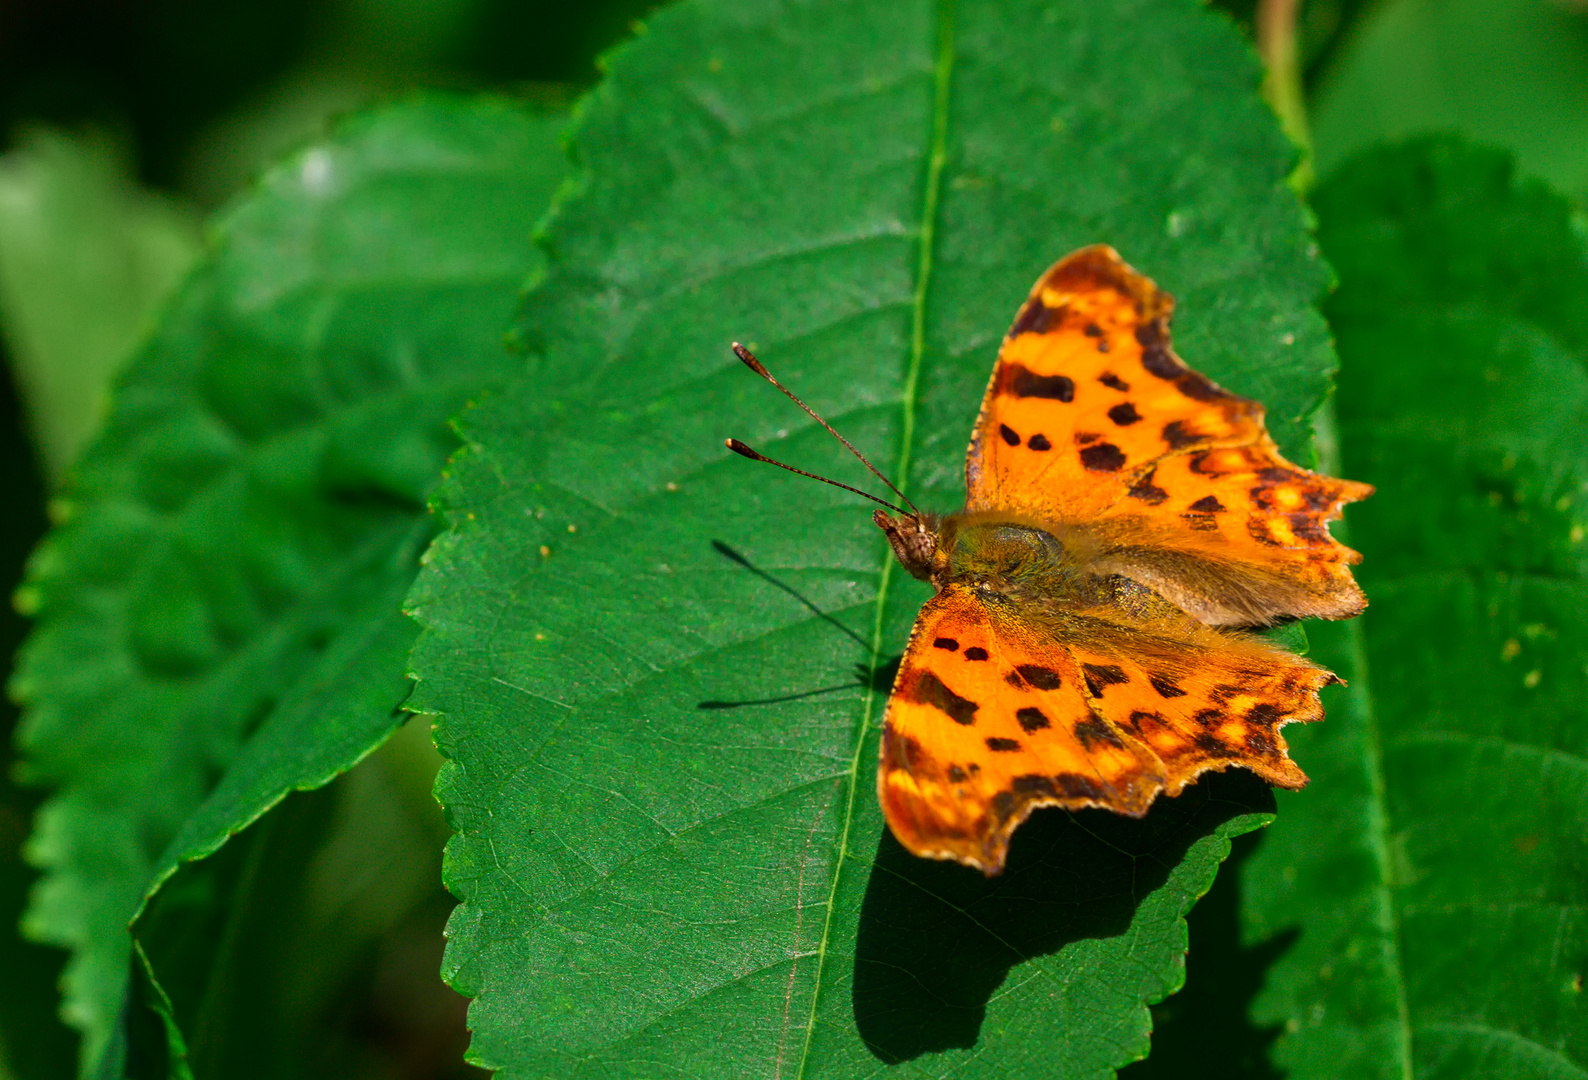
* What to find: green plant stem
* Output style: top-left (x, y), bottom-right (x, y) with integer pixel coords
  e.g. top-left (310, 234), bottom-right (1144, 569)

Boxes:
top-left (1257, 0), bottom-right (1314, 192)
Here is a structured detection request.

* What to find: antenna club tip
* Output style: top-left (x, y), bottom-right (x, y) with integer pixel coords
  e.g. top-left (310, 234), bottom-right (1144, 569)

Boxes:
top-left (730, 342), bottom-right (769, 376)
top-left (725, 438), bottom-right (758, 459)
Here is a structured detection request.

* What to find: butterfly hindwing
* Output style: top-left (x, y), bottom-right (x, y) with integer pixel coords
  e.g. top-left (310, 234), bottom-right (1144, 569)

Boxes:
top-left (1057, 617), bottom-right (1337, 798)
top-left (879, 585), bottom-right (1166, 872)
top-left (880, 584), bottom-right (1340, 874)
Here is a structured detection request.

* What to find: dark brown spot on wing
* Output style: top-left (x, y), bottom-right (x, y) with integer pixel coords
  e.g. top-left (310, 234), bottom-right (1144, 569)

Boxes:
top-left (1189, 495), bottom-right (1226, 513)
top-left (1012, 774), bottom-right (1057, 798)
top-left (1246, 730), bottom-right (1278, 756)
top-left (947, 764), bottom-right (968, 783)
top-left (1128, 471), bottom-right (1169, 505)
top-left (1074, 717), bottom-right (1126, 750)
top-left (882, 729), bottom-right (924, 769)
top-left (1016, 706), bottom-right (1050, 732)
top-left (1175, 370), bottom-right (1229, 402)
top-left (986, 737), bottom-right (1022, 752)
top-left (1196, 732), bottom-right (1235, 756)
top-left (1136, 322), bottom-right (1180, 378)
top-left (964, 646), bottom-right (989, 661)
top-left (1246, 703), bottom-right (1283, 727)
top-left (1083, 323), bottom-right (1103, 338)
top-left (1054, 773), bottom-right (1106, 800)
top-left (1098, 373), bottom-right (1130, 392)
top-left (999, 423), bottom-right (1020, 447)
top-left (1027, 433), bottom-right (1052, 451)
top-left (1107, 402), bottom-right (1142, 426)
top-left (1014, 664), bottom-right (1063, 690)
top-left (1128, 709), bottom-right (1166, 732)
top-left (1148, 674), bottom-right (1186, 698)
top-left (1080, 443), bottom-right (1127, 472)
top-left (1290, 512), bottom-right (1330, 542)
top-left (1082, 663), bottom-right (1129, 696)
top-left (932, 637), bottom-right (958, 651)
top-left (912, 671), bottom-right (979, 726)
top-left (1010, 297), bottom-right (1057, 336)
top-left (1162, 420), bottom-right (1202, 449)
top-left (1006, 364), bottom-right (1075, 402)
top-left (1247, 517), bottom-right (1283, 546)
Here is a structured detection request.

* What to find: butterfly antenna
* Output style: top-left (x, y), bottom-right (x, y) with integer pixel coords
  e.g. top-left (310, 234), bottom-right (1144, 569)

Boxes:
top-left (724, 439), bottom-right (910, 516)
top-left (731, 342), bottom-right (922, 516)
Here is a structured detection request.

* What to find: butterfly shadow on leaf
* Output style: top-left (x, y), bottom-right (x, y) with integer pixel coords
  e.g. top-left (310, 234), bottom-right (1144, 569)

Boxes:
top-left (696, 540), bottom-right (899, 709)
top-left (851, 769), bottom-right (1276, 1063)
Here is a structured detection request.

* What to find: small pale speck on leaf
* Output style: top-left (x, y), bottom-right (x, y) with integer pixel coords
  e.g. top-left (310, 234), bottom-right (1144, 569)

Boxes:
top-left (665, 481), bottom-right (679, 492)
top-left (567, 524), bottom-right (577, 533)
top-left (299, 148), bottom-right (333, 192)
top-left (1487, 491), bottom-right (1504, 507)
top-left (1571, 524), bottom-right (1584, 544)
top-left (1280, 332), bottom-right (1295, 346)
top-left (534, 632), bottom-right (546, 642)
top-left (1555, 493), bottom-right (1573, 511)
top-left (1501, 638), bottom-right (1521, 662)
top-left (539, 545), bottom-right (551, 558)
top-left (1524, 669), bottom-right (1542, 689)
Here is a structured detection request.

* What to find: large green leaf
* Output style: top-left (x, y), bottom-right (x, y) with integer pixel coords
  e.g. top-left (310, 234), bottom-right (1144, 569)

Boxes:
top-left (1240, 140), bottom-right (1588, 1078)
top-left (406, 0), bottom-right (1345, 1073)
top-left (10, 96), bottom-right (568, 1075)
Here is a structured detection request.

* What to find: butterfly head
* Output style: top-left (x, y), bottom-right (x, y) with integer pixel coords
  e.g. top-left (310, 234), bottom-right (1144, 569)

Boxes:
top-left (874, 509), bottom-right (943, 582)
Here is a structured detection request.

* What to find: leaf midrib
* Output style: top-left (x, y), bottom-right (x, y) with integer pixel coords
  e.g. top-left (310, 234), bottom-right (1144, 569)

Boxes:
top-left (1343, 611), bottom-right (1416, 1080)
top-left (790, 2), bottom-right (957, 1077)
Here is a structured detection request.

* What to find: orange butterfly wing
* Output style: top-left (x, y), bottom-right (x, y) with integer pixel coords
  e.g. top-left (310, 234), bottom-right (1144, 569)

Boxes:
top-left (880, 584), bottom-right (1336, 874)
top-left (964, 245), bottom-right (1373, 626)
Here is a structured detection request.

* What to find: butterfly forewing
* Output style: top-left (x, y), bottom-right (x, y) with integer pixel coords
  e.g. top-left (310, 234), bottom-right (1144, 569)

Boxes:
top-left (964, 245), bottom-right (1372, 626)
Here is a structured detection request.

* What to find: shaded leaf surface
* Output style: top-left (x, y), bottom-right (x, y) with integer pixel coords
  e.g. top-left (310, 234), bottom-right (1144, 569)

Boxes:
top-left (406, 0), bottom-right (1340, 1075)
top-left (11, 97), bottom-right (567, 1074)
top-left (1240, 139), bottom-right (1588, 1079)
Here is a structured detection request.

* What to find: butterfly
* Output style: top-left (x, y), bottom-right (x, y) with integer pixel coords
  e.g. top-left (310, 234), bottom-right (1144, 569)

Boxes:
top-left (728, 245), bottom-right (1372, 875)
